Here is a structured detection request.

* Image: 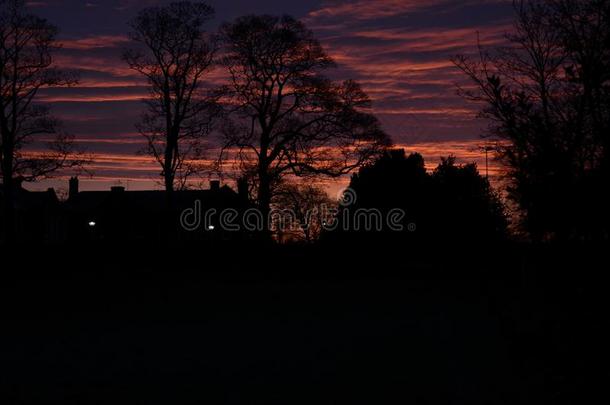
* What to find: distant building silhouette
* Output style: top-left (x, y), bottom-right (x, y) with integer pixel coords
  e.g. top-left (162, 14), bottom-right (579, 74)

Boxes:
top-left (1, 179), bottom-right (252, 244)
top-left (65, 179), bottom-right (251, 243)
top-left (0, 179), bottom-right (62, 243)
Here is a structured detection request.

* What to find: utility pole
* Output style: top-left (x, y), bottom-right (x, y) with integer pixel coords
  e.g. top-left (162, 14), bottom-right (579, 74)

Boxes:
top-left (478, 144), bottom-right (494, 180)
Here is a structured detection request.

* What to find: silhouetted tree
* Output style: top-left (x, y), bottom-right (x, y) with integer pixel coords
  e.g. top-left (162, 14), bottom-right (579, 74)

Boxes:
top-left (431, 156), bottom-right (507, 241)
top-left (331, 149), bottom-right (507, 243)
top-left (340, 150), bottom-right (429, 238)
top-left (217, 15), bottom-right (390, 233)
top-left (349, 149), bottom-right (428, 210)
top-left (123, 1), bottom-right (219, 194)
top-left (453, 0), bottom-right (610, 240)
top-left (0, 0), bottom-right (84, 243)
top-left (272, 182), bottom-right (334, 243)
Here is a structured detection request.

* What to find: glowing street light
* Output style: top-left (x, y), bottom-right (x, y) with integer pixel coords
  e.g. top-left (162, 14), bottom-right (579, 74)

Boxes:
top-left (88, 221), bottom-right (96, 227)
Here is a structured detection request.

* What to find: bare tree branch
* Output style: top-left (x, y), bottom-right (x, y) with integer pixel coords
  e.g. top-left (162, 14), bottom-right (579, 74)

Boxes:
top-left (123, 1), bottom-right (219, 193)
top-left (217, 15), bottom-right (390, 230)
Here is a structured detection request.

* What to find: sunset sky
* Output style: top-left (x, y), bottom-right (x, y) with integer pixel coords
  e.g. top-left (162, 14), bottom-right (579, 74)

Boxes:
top-left (28, 0), bottom-right (515, 193)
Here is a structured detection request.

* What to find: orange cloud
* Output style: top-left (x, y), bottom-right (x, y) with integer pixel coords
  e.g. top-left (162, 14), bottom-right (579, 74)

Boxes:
top-left (38, 90), bottom-right (148, 103)
top-left (53, 54), bottom-right (136, 77)
top-left (308, 0), bottom-right (508, 23)
top-left (24, 0), bottom-right (515, 192)
top-left (303, 1), bottom-right (514, 136)
top-left (309, 0), bottom-right (449, 22)
top-left (60, 35), bottom-right (130, 50)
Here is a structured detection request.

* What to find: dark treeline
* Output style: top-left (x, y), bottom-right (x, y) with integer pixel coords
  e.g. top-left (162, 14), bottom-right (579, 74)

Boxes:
top-left (1, 0), bottom-right (610, 244)
top-left (454, 0), bottom-right (610, 241)
top-left (327, 149), bottom-right (507, 244)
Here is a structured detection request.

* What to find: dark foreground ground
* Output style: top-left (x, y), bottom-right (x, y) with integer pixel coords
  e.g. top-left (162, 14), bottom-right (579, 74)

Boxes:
top-left (1, 242), bottom-right (608, 404)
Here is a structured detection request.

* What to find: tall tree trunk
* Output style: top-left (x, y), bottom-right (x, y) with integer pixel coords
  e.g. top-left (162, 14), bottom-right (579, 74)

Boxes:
top-left (1, 146), bottom-right (16, 244)
top-left (164, 170), bottom-right (175, 193)
top-left (163, 137), bottom-right (177, 241)
top-left (257, 133), bottom-right (273, 239)
top-left (257, 171), bottom-right (272, 239)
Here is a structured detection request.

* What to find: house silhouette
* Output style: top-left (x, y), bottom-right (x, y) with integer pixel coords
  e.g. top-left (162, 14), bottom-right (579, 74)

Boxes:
top-left (1, 178), bottom-right (252, 243)
top-left (0, 179), bottom-right (62, 243)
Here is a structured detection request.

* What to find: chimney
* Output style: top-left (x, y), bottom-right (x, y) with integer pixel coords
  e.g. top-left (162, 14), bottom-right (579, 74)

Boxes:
top-left (237, 177), bottom-right (249, 201)
top-left (210, 180), bottom-right (220, 191)
top-left (69, 177), bottom-right (79, 200)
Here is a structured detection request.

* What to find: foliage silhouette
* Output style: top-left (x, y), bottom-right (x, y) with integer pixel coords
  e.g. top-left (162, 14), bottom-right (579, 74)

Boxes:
top-left (328, 149), bottom-right (507, 244)
top-left (0, 0), bottom-right (86, 243)
top-left (272, 182), bottom-right (334, 243)
top-left (123, 1), bottom-right (219, 193)
top-left (453, 0), bottom-right (610, 241)
top-left (216, 15), bottom-right (390, 233)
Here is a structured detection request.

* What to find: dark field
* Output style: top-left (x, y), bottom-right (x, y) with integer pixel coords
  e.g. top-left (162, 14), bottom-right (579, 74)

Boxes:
top-left (1, 244), bottom-right (607, 404)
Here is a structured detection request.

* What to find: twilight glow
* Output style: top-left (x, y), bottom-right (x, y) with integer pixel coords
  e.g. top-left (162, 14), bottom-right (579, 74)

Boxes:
top-left (27, 0), bottom-right (514, 193)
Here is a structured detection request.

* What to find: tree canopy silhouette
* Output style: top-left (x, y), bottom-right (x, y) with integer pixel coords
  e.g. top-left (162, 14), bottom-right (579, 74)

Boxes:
top-left (431, 156), bottom-right (507, 241)
top-left (453, 0), bottom-right (610, 241)
top-left (123, 1), bottom-right (219, 193)
top-left (331, 149), bottom-right (507, 243)
top-left (272, 182), bottom-right (334, 243)
top-left (217, 15), bottom-right (390, 232)
top-left (0, 0), bottom-right (85, 242)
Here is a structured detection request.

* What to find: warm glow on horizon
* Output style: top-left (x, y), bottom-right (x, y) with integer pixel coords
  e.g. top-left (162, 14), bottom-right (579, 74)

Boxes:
top-left (23, 0), bottom-right (514, 193)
